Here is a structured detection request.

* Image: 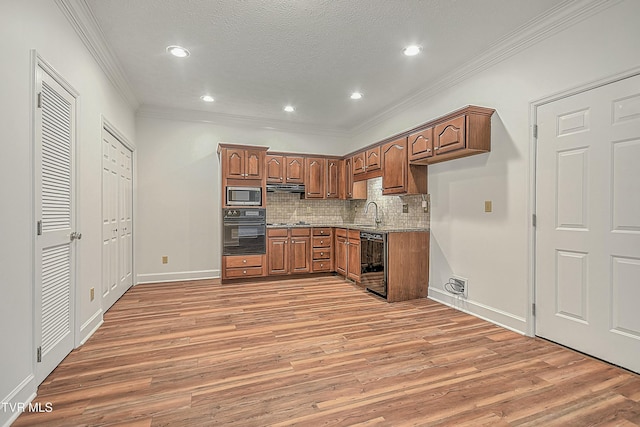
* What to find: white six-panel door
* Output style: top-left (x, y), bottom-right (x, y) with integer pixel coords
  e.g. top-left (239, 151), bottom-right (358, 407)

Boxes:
top-left (34, 63), bottom-right (77, 384)
top-left (535, 74), bottom-right (640, 373)
top-left (102, 129), bottom-right (133, 310)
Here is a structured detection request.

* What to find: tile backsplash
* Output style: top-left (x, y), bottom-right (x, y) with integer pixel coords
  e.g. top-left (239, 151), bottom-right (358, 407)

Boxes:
top-left (266, 177), bottom-right (429, 229)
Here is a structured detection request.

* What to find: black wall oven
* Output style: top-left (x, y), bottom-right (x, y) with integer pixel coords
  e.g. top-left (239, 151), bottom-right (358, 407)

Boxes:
top-left (223, 208), bottom-right (266, 256)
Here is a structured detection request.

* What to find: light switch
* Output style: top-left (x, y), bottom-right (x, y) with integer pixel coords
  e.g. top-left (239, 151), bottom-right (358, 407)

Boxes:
top-left (484, 200), bottom-right (492, 213)
top-left (162, 256), bottom-right (168, 264)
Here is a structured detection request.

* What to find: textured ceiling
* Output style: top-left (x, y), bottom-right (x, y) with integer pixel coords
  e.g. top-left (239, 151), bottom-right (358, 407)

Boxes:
top-left (86, 0), bottom-right (564, 132)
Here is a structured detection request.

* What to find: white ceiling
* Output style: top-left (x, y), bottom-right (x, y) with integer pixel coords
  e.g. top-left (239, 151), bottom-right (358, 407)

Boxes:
top-left (85, 0), bottom-right (566, 132)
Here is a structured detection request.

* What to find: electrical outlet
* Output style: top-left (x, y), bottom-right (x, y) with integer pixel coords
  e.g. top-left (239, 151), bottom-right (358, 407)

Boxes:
top-left (90, 287), bottom-right (95, 301)
top-left (453, 275), bottom-right (468, 298)
top-left (403, 204), bottom-right (409, 213)
top-left (162, 256), bottom-right (168, 264)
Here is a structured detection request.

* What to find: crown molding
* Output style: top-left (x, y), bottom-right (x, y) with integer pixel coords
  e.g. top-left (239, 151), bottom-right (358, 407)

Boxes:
top-left (136, 105), bottom-right (351, 138)
top-left (350, 0), bottom-right (623, 136)
top-left (55, 0), bottom-right (139, 109)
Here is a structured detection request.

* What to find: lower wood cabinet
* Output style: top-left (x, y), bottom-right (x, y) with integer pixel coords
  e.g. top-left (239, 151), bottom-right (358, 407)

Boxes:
top-left (222, 254), bottom-right (266, 280)
top-left (335, 228), bottom-right (360, 282)
top-left (267, 228), bottom-right (311, 275)
top-left (386, 232), bottom-right (429, 302)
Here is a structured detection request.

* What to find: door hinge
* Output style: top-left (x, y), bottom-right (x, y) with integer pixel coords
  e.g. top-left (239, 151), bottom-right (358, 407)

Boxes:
top-left (37, 220), bottom-right (43, 235)
top-left (37, 346), bottom-right (42, 363)
top-left (532, 303), bottom-right (536, 316)
top-left (533, 124), bottom-right (538, 138)
top-left (532, 214), bottom-right (537, 227)
top-left (37, 92), bottom-right (42, 109)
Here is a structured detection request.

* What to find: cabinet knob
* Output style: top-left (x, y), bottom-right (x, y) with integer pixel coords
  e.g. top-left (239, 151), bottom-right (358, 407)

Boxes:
top-left (291, 240), bottom-right (295, 243)
top-left (320, 252), bottom-right (324, 256)
top-left (320, 231), bottom-right (324, 235)
top-left (243, 270), bottom-right (247, 274)
top-left (320, 263), bottom-right (324, 267)
top-left (426, 149), bottom-right (431, 152)
top-left (243, 259), bottom-right (247, 263)
top-left (434, 147), bottom-right (440, 150)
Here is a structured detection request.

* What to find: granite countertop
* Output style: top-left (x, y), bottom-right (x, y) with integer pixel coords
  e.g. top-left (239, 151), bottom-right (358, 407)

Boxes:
top-left (266, 223), bottom-right (429, 233)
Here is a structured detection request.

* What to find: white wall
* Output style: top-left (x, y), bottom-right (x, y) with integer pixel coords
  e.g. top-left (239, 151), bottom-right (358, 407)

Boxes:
top-left (350, 0), bottom-right (640, 332)
top-left (135, 116), bottom-right (349, 282)
top-left (0, 1), bottom-right (135, 425)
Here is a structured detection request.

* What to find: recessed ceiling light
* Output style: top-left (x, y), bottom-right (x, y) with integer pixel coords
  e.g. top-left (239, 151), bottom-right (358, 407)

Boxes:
top-left (350, 92), bottom-right (363, 100)
top-left (200, 95), bottom-right (214, 102)
top-left (403, 45), bottom-right (422, 56)
top-left (166, 45), bottom-right (190, 58)
top-left (283, 105), bottom-right (295, 112)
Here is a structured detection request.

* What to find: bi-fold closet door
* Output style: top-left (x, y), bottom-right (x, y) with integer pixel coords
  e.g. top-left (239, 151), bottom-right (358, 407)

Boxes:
top-left (102, 128), bottom-right (133, 311)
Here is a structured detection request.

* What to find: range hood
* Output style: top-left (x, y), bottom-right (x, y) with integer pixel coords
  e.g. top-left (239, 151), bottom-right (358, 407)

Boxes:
top-left (266, 183), bottom-right (306, 193)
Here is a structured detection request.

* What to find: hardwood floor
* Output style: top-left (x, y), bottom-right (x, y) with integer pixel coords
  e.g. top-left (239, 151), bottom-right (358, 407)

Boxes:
top-left (16, 276), bottom-right (640, 426)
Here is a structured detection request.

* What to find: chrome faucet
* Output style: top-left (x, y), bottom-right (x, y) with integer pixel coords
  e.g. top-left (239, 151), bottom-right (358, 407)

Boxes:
top-left (364, 201), bottom-right (382, 227)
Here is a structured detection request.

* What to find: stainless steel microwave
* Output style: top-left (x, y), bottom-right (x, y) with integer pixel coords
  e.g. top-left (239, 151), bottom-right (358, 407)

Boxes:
top-left (226, 186), bottom-right (262, 206)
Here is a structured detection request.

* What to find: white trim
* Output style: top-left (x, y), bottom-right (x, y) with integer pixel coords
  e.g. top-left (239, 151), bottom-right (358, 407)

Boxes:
top-left (78, 309), bottom-right (103, 346)
top-left (528, 65), bottom-right (640, 338)
top-left (0, 375), bottom-right (36, 427)
top-left (428, 288), bottom-right (527, 335)
top-left (55, 0), bottom-right (139, 109)
top-left (137, 269), bottom-right (221, 284)
top-left (136, 105), bottom-right (351, 138)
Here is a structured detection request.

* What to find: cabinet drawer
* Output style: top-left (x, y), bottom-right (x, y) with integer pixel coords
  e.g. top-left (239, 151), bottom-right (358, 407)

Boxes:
top-left (312, 260), bottom-right (331, 272)
top-left (335, 228), bottom-right (347, 238)
top-left (267, 228), bottom-right (288, 237)
top-left (347, 229), bottom-right (361, 240)
top-left (312, 236), bottom-right (332, 247)
top-left (225, 267), bottom-right (263, 278)
top-left (312, 248), bottom-right (331, 260)
top-left (225, 255), bottom-right (263, 268)
top-left (313, 227), bottom-right (332, 237)
top-left (291, 227), bottom-right (310, 237)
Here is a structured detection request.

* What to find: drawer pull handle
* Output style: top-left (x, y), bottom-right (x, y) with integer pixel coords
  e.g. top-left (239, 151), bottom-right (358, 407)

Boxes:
top-left (243, 270), bottom-right (247, 274)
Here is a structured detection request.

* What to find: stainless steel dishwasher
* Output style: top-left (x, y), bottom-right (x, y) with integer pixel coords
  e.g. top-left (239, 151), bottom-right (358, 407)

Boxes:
top-left (361, 231), bottom-right (387, 299)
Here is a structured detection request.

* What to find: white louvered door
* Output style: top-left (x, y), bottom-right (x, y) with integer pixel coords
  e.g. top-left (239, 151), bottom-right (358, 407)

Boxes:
top-left (102, 129), bottom-right (133, 311)
top-left (34, 64), bottom-right (77, 384)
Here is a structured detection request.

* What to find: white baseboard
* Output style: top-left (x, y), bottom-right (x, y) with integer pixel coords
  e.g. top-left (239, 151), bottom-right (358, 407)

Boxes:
top-left (1, 374), bottom-right (36, 427)
top-left (428, 287), bottom-right (527, 335)
top-left (137, 269), bottom-right (220, 284)
top-left (79, 309), bottom-right (103, 347)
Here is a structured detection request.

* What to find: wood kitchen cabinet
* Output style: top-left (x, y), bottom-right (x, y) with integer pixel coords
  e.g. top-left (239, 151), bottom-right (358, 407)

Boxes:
top-left (221, 146), bottom-right (265, 180)
top-left (409, 106), bottom-right (494, 165)
top-left (267, 228), bottom-right (311, 275)
top-left (382, 137), bottom-right (428, 196)
top-left (335, 228), bottom-right (360, 282)
top-left (353, 146), bottom-right (382, 181)
top-left (305, 157), bottom-right (325, 198)
top-left (266, 154), bottom-right (305, 184)
top-left (386, 231), bottom-right (430, 302)
top-left (340, 158), bottom-right (367, 200)
top-left (326, 158), bottom-right (340, 199)
top-left (222, 254), bottom-right (266, 280)
top-left (311, 228), bottom-right (333, 272)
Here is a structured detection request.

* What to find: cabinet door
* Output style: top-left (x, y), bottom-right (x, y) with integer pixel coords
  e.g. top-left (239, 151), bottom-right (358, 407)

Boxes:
top-left (305, 157), bottom-right (326, 198)
top-left (245, 149), bottom-right (264, 179)
top-left (225, 148), bottom-right (245, 179)
top-left (335, 236), bottom-right (347, 276)
top-left (268, 237), bottom-right (288, 275)
top-left (366, 146), bottom-right (381, 171)
top-left (326, 158), bottom-right (340, 199)
top-left (353, 153), bottom-right (366, 175)
top-left (343, 157), bottom-right (353, 199)
top-left (347, 238), bottom-right (361, 282)
top-left (434, 115), bottom-right (466, 155)
top-left (382, 137), bottom-right (408, 195)
top-left (285, 156), bottom-right (305, 184)
top-left (290, 237), bottom-right (310, 273)
top-left (266, 155), bottom-right (284, 183)
top-left (408, 127), bottom-right (433, 161)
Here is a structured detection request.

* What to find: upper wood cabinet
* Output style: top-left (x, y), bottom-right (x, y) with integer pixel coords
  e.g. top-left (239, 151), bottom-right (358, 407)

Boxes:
top-left (381, 138), bottom-right (408, 195)
top-left (305, 157), bottom-right (325, 198)
top-left (223, 147), bottom-right (265, 180)
top-left (353, 146), bottom-right (381, 176)
top-left (326, 158), bottom-right (340, 199)
top-left (382, 137), bottom-right (428, 195)
top-left (408, 127), bottom-right (433, 162)
top-left (410, 106), bottom-right (494, 165)
top-left (266, 155), bottom-right (305, 184)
